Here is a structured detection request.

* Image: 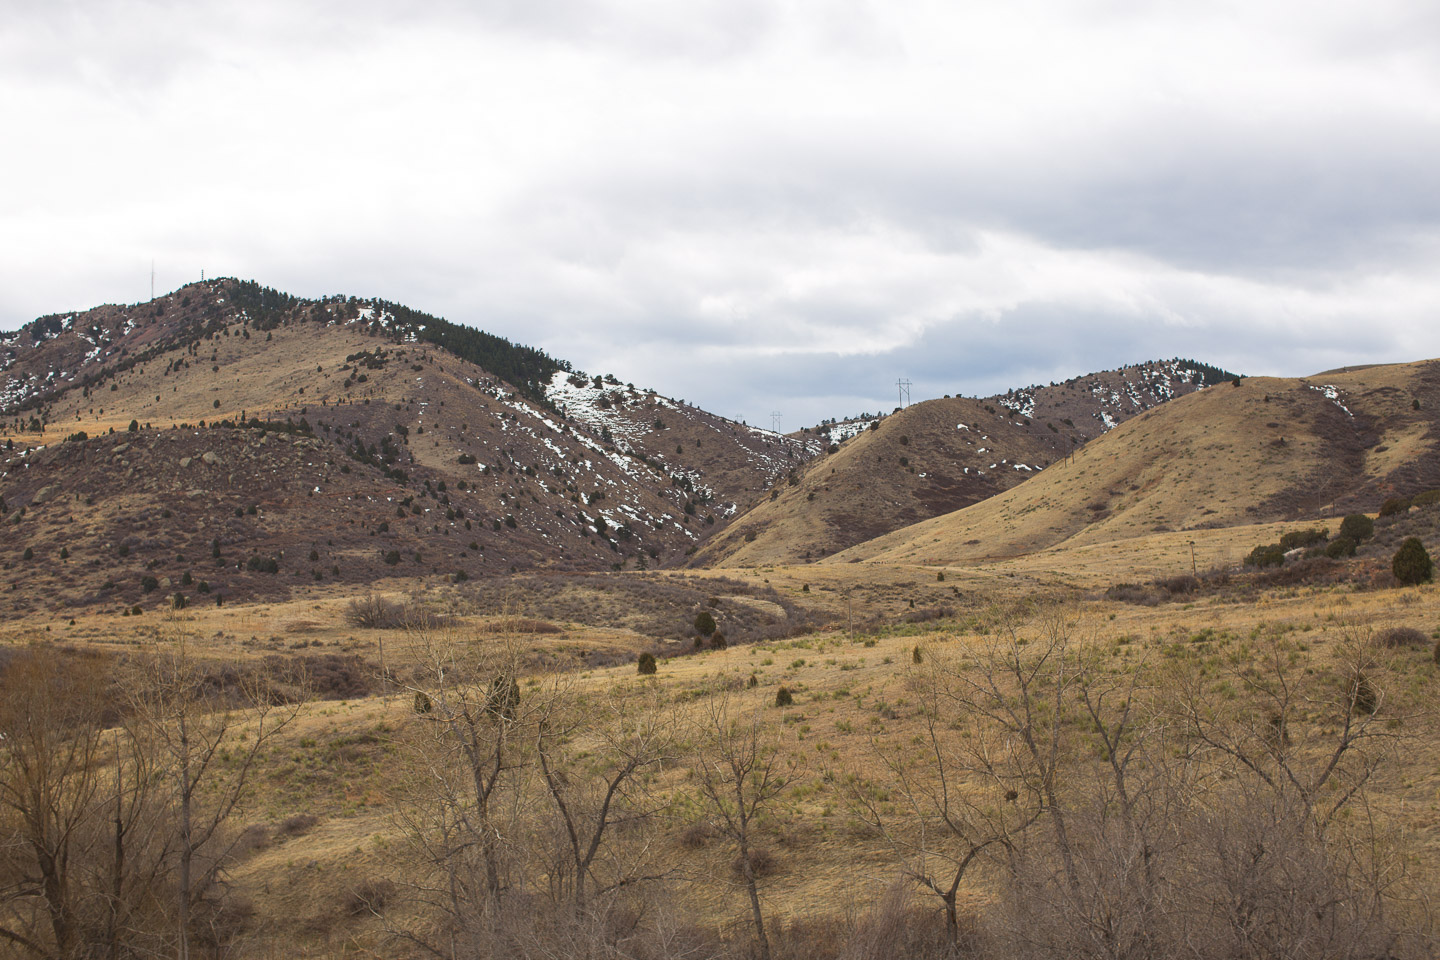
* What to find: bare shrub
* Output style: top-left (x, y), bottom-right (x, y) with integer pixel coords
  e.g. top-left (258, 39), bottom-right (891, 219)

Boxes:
top-left (230, 823), bottom-right (273, 859)
top-left (482, 616), bottom-right (563, 635)
top-left (903, 604), bottom-right (954, 624)
top-left (344, 878), bottom-right (397, 917)
top-left (278, 813), bottom-right (319, 837)
top-left (1156, 573), bottom-right (1199, 594)
top-left (732, 847), bottom-right (777, 879)
top-left (263, 653), bottom-right (372, 700)
top-left (346, 594), bottom-right (400, 628)
top-left (679, 822), bottom-right (715, 849)
top-left (1104, 582), bottom-right (1161, 605)
top-left (837, 883), bottom-right (959, 960)
top-left (1377, 625), bottom-right (1430, 648)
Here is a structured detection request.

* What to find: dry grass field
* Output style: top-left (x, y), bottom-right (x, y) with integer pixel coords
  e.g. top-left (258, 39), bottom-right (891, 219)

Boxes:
top-left (3, 516), bottom-right (1438, 957)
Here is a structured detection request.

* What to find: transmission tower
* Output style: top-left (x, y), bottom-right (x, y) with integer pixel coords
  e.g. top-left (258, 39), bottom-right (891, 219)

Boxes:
top-left (897, 378), bottom-right (912, 408)
top-left (771, 411), bottom-right (782, 433)
top-left (150, 260), bottom-right (155, 300)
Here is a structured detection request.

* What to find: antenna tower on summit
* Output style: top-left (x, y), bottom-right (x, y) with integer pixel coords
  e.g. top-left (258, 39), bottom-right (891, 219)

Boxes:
top-left (771, 411), bottom-right (782, 433)
top-left (897, 378), bottom-right (912, 408)
top-left (150, 260), bottom-right (155, 300)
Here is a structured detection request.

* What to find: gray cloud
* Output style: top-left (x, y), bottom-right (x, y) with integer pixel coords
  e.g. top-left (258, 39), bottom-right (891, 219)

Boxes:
top-left (4, 0), bottom-right (1440, 430)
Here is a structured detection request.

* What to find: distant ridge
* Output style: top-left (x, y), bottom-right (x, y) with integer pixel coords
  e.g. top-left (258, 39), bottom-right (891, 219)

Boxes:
top-left (700, 359), bottom-right (1236, 566)
top-left (831, 359), bottom-right (1440, 566)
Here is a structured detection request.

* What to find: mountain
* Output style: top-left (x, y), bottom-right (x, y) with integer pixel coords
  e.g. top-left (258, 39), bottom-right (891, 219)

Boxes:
top-left (0, 280), bottom-right (817, 610)
top-left (830, 360), bottom-right (1440, 566)
top-left (697, 359), bottom-right (1234, 566)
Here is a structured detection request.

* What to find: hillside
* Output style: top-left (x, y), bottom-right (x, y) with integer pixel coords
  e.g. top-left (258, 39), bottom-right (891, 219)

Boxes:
top-left (0, 280), bottom-right (819, 609)
top-left (832, 360), bottom-right (1440, 566)
top-left (703, 359), bottom-right (1232, 566)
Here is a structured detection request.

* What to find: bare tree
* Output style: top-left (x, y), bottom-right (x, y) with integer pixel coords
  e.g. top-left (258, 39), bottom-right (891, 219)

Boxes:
top-left (388, 622), bottom-right (540, 958)
top-left (849, 649), bottom-right (1043, 946)
top-left (135, 622), bottom-right (301, 960)
top-left (534, 678), bottom-right (679, 916)
top-left (692, 693), bottom-right (798, 960)
top-left (0, 647), bottom-right (110, 959)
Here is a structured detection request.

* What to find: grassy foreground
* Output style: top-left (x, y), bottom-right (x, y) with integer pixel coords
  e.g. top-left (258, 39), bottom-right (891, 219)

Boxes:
top-left (2, 548), bottom-right (1440, 959)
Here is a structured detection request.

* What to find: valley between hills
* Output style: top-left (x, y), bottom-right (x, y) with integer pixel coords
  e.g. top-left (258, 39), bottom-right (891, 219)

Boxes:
top-left (1, 280), bottom-right (1438, 960)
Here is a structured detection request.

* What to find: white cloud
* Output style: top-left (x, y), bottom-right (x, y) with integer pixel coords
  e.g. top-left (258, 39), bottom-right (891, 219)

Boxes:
top-left (3, 0), bottom-right (1440, 427)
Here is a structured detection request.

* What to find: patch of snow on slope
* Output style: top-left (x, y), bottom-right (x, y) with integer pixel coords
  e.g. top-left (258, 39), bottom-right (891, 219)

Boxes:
top-left (998, 391), bottom-right (1035, 418)
top-left (544, 371), bottom-right (650, 445)
top-left (821, 419), bottom-right (871, 443)
top-left (1310, 384), bottom-right (1353, 417)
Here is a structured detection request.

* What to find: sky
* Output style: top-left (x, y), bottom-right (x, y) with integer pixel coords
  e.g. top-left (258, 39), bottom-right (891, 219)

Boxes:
top-left (4, 0), bottom-right (1440, 428)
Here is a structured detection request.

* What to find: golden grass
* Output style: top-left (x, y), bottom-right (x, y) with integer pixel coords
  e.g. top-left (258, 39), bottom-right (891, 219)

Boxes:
top-left (829, 365), bottom-right (1434, 566)
top-left (179, 555), bottom-right (1429, 950)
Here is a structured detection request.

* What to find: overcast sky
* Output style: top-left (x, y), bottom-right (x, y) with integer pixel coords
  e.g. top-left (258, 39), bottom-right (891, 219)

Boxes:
top-left (4, 0), bottom-right (1440, 427)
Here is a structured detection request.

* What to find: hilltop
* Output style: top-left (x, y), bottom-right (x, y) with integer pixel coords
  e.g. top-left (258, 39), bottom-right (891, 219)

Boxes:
top-left (834, 360), bottom-right (1440, 565)
top-left (0, 280), bottom-right (817, 609)
top-left (701, 359), bottom-right (1233, 566)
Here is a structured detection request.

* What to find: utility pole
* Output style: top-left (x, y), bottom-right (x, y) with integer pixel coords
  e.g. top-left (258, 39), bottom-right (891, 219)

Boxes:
top-left (150, 260), bottom-right (155, 300)
top-left (897, 378), bottom-right (912, 409)
top-left (770, 411), bottom-right (782, 434)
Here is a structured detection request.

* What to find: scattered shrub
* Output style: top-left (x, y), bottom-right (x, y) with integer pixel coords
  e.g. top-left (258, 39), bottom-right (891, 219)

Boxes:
top-left (344, 879), bottom-right (397, 917)
top-left (775, 686), bottom-right (793, 707)
top-left (637, 652), bottom-right (657, 675)
top-left (710, 631), bottom-right (727, 650)
top-left (1351, 673), bottom-right (1379, 715)
top-left (1413, 489), bottom-right (1440, 507)
top-left (21, 547), bottom-right (32, 561)
top-left (1245, 544), bottom-right (1285, 568)
top-left (1339, 513), bottom-right (1375, 542)
top-left (278, 813), bottom-right (319, 837)
top-left (1326, 537), bottom-right (1357, 559)
top-left (1105, 583), bottom-right (1158, 606)
top-left (245, 555), bottom-right (279, 574)
top-left (733, 848), bottom-right (777, 879)
top-left (1278, 528), bottom-right (1328, 550)
top-left (484, 677), bottom-right (520, 721)
top-left (1392, 537), bottom-right (1433, 586)
top-left (1379, 497), bottom-right (1411, 518)
top-left (347, 594), bottom-right (401, 628)
top-left (679, 822), bottom-right (715, 849)
top-left (1376, 626), bottom-right (1428, 648)
top-left (140, 575), bottom-right (159, 593)
top-left (694, 610), bottom-right (717, 637)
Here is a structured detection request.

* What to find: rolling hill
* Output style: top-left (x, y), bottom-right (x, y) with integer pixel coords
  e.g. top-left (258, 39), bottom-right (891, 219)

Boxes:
top-left (0, 280), bottom-right (820, 610)
top-left (699, 359), bottom-right (1234, 566)
top-left (831, 360), bottom-right (1440, 566)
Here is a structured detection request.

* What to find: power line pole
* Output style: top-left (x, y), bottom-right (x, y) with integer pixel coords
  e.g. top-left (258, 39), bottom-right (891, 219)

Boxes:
top-left (771, 411), bottom-right (782, 434)
top-left (897, 378), bottom-right (912, 408)
top-left (150, 259), bottom-right (155, 300)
